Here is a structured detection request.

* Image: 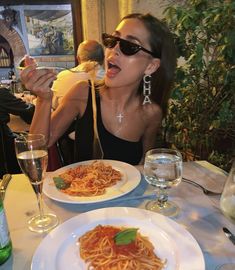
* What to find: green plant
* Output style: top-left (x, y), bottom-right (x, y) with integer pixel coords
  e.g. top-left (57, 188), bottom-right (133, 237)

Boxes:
top-left (163, 0), bottom-right (235, 171)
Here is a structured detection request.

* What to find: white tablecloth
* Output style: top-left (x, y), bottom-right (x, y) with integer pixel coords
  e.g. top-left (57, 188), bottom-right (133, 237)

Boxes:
top-left (2, 161), bottom-right (235, 270)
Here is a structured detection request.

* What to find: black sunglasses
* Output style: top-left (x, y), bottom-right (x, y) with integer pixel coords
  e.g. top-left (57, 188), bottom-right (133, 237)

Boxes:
top-left (102, 33), bottom-right (160, 58)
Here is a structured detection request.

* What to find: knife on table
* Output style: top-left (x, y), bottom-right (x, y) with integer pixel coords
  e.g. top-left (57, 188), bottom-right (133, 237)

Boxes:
top-left (223, 227), bottom-right (235, 245)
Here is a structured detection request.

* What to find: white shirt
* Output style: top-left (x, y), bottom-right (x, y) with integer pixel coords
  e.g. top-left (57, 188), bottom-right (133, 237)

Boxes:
top-left (52, 63), bottom-right (104, 109)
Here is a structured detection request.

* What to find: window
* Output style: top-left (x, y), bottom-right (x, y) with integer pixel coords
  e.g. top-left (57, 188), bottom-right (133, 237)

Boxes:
top-left (0, 47), bottom-right (10, 67)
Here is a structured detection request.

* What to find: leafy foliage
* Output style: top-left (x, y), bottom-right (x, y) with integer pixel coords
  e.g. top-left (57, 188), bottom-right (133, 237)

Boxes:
top-left (163, 0), bottom-right (235, 171)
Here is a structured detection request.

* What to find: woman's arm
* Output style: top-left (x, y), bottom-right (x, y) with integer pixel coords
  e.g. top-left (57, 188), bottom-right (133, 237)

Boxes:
top-left (20, 59), bottom-right (89, 146)
top-left (47, 80), bottom-right (89, 147)
top-left (29, 97), bottom-right (52, 142)
top-left (32, 80), bottom-right (89, 147)
top-left (20, 65), bottom-right (57, 144)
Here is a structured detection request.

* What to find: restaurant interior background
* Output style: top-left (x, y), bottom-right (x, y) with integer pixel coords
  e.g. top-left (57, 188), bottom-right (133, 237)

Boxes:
top-left (0, 0), bottom-right (170, 80)
top-left (0, 0), bottom-right (234, 171)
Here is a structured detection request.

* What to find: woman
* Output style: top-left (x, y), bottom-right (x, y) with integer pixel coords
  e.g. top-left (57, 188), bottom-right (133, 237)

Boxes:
top-left (20, 13), bottom-right (176, 165)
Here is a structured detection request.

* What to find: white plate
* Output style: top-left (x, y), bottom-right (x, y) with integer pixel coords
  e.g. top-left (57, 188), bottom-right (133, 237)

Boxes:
top-left (31, 207), bottom-right (205, 270)
top-left (43, 160), bottom-right (141, 204)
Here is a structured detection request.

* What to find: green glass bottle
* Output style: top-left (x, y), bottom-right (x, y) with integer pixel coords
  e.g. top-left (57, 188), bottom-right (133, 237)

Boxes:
top-left (0, 196), bottom-right (12, 265)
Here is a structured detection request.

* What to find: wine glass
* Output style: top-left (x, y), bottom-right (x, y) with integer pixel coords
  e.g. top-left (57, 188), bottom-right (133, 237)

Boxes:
top-left (220, 160), bottom-right (235, 224)
top-left (218, 161), bottom-right (235, 270)
top-left (143, 148), bottom-right (183, 216)
top-left (15, 134), bottom-right (59, 233)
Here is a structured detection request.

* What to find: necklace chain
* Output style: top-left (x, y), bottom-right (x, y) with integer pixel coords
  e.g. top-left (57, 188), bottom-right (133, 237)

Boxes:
top-left (115, 112), bottom-right (124, 135)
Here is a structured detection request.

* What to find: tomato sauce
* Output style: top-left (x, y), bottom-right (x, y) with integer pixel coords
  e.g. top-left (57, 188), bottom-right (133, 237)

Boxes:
top-left (96, 226), bottom-right (138, 255)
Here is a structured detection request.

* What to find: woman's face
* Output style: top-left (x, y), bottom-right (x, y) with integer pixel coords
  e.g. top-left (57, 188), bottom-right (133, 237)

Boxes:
top-left (104, 18), bottom-right (159, 89)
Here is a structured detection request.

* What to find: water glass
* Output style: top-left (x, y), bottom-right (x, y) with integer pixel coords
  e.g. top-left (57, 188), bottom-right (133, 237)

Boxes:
top-left (143, 148), bottom-right (182, 216)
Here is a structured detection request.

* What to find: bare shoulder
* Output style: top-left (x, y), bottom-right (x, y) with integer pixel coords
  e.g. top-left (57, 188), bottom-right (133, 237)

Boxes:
top-left (58, 80), bottom-right (90, 117)
top-left (63, 80), bottom-right (89, 101)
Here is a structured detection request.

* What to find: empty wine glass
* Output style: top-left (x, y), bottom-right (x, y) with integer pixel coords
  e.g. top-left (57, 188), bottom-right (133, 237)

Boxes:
top-left (15, 134), bottom-right (59, 233)
top-left (220, 160), bottom-right (235, 224)
top-left (143, 148), bottom-right (183, 216)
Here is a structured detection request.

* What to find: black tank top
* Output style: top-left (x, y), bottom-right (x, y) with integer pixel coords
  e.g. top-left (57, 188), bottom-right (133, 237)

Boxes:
top-left (74, 86), bottom-right (143, 165)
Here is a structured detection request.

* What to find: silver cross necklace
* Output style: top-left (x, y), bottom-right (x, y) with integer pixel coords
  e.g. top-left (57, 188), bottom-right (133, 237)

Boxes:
top-left (116, 113), bottom-right (124, 123)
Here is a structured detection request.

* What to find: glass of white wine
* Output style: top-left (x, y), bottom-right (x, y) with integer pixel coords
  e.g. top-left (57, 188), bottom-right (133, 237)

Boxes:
top-left (15, 134), bottom-right (59, 233)
top-left (143, 148), bottom-right (183, 216)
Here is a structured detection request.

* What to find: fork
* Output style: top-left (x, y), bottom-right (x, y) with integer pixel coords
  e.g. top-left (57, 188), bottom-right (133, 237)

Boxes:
top-left (182, 177), bottom-right (222, 196)
top-left (18, 66), bottom-right (83, 73)
top-left (18, 60), bottom-right (99, 74)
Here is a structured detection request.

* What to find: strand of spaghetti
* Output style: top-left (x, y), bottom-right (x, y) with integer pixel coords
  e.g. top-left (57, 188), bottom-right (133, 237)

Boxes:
top-left (91, 79), bottom-right (104, 159)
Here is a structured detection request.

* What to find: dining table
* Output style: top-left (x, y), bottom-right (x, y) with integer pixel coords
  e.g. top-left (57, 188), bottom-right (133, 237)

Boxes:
top-left (2, 160), bottom-right (235, 270)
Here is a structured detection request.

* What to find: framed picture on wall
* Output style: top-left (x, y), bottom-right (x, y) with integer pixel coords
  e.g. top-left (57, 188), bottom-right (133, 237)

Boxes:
top-left (23, 5), bottom-right (74, 56)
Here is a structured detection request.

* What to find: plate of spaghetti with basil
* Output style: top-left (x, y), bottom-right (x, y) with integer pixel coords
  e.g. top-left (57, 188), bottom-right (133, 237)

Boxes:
top-left (43, 160), bottom-right (141, 204)
top-left (79, 225), bottom-right (166, 269)
top-left (31, 207), bottom-right (205, 270)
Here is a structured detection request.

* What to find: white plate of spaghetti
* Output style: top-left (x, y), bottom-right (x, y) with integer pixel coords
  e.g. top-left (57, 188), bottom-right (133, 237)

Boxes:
top-left (31, 207), bottom-right (205, 270)
top-left (43, 160), bottom-right (141, 204)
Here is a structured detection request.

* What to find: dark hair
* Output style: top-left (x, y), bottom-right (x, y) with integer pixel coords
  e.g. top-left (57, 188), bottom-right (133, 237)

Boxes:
top-left (122, 13), bottom-right (176, 115)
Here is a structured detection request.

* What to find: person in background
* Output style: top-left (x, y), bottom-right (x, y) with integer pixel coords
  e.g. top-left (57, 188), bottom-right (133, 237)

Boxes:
top-left (20, 13), bottom-right (176, 166)
top-left (0, 87), bottom-right (35, 178)
top-left (52, 39), bottom-right (104, 109)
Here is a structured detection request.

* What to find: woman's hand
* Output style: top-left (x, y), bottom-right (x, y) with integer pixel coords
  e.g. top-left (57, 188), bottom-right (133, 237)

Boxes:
top-left (20, 56), bottom-right (57, 100)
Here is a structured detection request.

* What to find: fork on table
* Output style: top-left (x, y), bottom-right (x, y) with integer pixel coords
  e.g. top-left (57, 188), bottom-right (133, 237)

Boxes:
top-left (182, 177), bottom-right (222, 196)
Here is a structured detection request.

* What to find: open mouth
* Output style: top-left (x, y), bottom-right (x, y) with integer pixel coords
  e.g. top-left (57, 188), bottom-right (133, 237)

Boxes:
top-left (106, 61), bottom-right (121, 77)
top-left (108, 61), bottom-right (120, 70)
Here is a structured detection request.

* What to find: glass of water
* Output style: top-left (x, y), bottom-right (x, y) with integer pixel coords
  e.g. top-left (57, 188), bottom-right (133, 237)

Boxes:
top-left (143, 148), bottom-right (183, 216)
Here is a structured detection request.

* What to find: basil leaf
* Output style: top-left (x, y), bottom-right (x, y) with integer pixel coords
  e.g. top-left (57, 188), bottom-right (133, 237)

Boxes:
top-left (114, 228), bottom-right (138, 245)
top-left (53, 177), bottom-right (70, 190)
